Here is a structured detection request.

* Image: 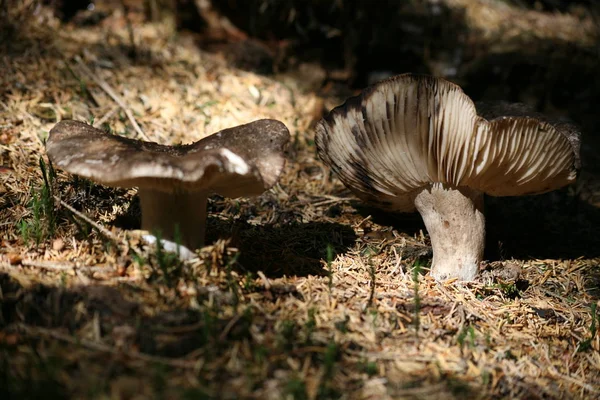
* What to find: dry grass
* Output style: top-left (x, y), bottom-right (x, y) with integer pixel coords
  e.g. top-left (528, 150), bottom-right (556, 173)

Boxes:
top-left (1, 3), bottom-right (599, 400)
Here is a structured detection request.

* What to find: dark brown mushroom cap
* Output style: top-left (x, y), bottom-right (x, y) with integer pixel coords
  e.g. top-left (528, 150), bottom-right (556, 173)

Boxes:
top-left (315, 73), bottom-right (579, 211)
top-left (46, 119), bottom-right (290, 197)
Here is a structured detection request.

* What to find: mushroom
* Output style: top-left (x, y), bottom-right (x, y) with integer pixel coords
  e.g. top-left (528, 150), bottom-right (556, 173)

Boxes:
top-left (315, 74), bottom-right (580, 281)
top-left (46, 119), bottom-right (290, 251)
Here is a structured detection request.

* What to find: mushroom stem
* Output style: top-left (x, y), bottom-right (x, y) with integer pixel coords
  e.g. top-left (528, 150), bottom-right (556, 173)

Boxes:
top-left (138, 188), bottom-right (209, 250)
top-left (414, 183), bottom-right (485, 281)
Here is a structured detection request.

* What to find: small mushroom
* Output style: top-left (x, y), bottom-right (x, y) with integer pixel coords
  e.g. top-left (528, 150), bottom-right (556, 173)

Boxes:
top-left (46, 119), bottom-right (290, 251)
top-left (315, 74), bottom-right (580, 281)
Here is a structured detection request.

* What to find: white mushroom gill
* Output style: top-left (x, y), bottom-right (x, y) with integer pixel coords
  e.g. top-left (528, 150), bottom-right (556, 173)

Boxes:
top-left (316, 73), bottom-right (578, 281)
top-left (467, 118), bottom-right (576, 195)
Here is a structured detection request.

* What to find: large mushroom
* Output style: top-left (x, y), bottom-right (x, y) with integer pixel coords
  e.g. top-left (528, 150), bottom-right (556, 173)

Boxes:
top-left (46, 119), bottom-right (290, 251)
top-left (315, 74), bottom-right (580, 281)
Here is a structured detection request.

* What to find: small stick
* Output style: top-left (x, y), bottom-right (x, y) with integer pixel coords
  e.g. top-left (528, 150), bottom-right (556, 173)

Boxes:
top-left (74, 56), bottom-right (149, 141)
top-left (310, 197), bottom-right (354, 207)
top-left (354, 215), bottom-right (372, 229)
top-left (75, 268), bottom-right (92, 285)
top-left (366, 261), bottom-right (376, 310)
top-left (345, 349), bottom-right (434, 362)
top-left (15, 323), bottom-right (199, 369)
top-left (196, 0), bottom-right (247, 41)
top-left (21, 259), bottom-right (111, 273)
top-left (93, 105), bottom-right (120, 128)
top-left (56, 196), bottom-right (144, 259)
top-left (257, 270), bottom-right (271, 290)
top-left (56, 196), bottom-right (117, 242)
top-left (63, 61), bottom-right (101, 107)
top-left (218, 314), bottom-right (242, 341)
top-left (389, 246), bottom-right (404, 276)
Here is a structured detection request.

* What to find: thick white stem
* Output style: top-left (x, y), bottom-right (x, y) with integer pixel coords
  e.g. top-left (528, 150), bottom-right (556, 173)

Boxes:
top-left (138, 188), bottom-right (208, 250)
top-left (414, 183), bottom-right (485, 281)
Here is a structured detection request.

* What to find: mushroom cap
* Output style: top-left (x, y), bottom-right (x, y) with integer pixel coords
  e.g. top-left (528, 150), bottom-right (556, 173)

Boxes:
top-left (315, 73), bottom-right (579, 211)
top-left (46, 119), bottom-right (290, 197)
top-left (475, 100), bottom-right (582, 170)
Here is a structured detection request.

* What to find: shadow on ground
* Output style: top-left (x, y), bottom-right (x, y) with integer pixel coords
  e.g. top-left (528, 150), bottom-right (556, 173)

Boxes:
top-left (0, 272), bottom-right (252, 359)
top-left (355, 186), bottom-right (600, 262)
top-left (111, 195), bottom-right (358, 278)
top-left (486, 189), bottom-right (600, 260)
top-left (207, 219), bottom-right (357, 278)
top-left (0, 271), bottom-right (260, 398)
top-left (0, 270), bottom-right (497, 399)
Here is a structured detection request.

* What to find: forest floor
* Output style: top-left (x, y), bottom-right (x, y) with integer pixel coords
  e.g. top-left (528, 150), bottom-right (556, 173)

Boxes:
top-left (0, 3), bottom-right (599, 399)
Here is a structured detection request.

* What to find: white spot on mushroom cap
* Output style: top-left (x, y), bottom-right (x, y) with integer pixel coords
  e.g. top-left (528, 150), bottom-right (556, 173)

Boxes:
top-left (220, 148), bottom-right (250, 175)
top-left (56, 153), bottom-right (85, 167)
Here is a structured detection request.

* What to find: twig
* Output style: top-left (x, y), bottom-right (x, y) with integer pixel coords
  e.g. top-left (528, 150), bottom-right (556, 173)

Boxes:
top-left (345, 349), bottom-right (434, 362)
top-left (393, 383), bottom-right (454, 397)
top-left (354, 215), bottom-right (372, 229)
top-left (436, 284), bottom-right (486, 322)
top-left (549, 370), bottom-right (599, 393)
top-left (20, 259), bottom-right (112, 273)
top-left (218, 313), bottom-right (242, 341)
top-left (74, 56), bottom-right (149, 141)
top-left (389, 246), bottom-right (404, 276)
top-left (366, 261), bottom-right (376, 310)
top-left (63, 61), bottom-right (101, 107)
top-left (310, 197), bottom-right (354, 207)
top-left (196, 0), bottom-right (248, 41)
top-left (14, 323), bottom-right (198, 369)
top-left (93, 105), bottom-right (120, 128)
top-left (75, 268), bottom-right (92, 285)
top-left (257, 270), bottom-right (271, 290)
top-left (56, 196), bottom-right (117, 242)
top-left (56, 196), bottom-right (145, 260)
